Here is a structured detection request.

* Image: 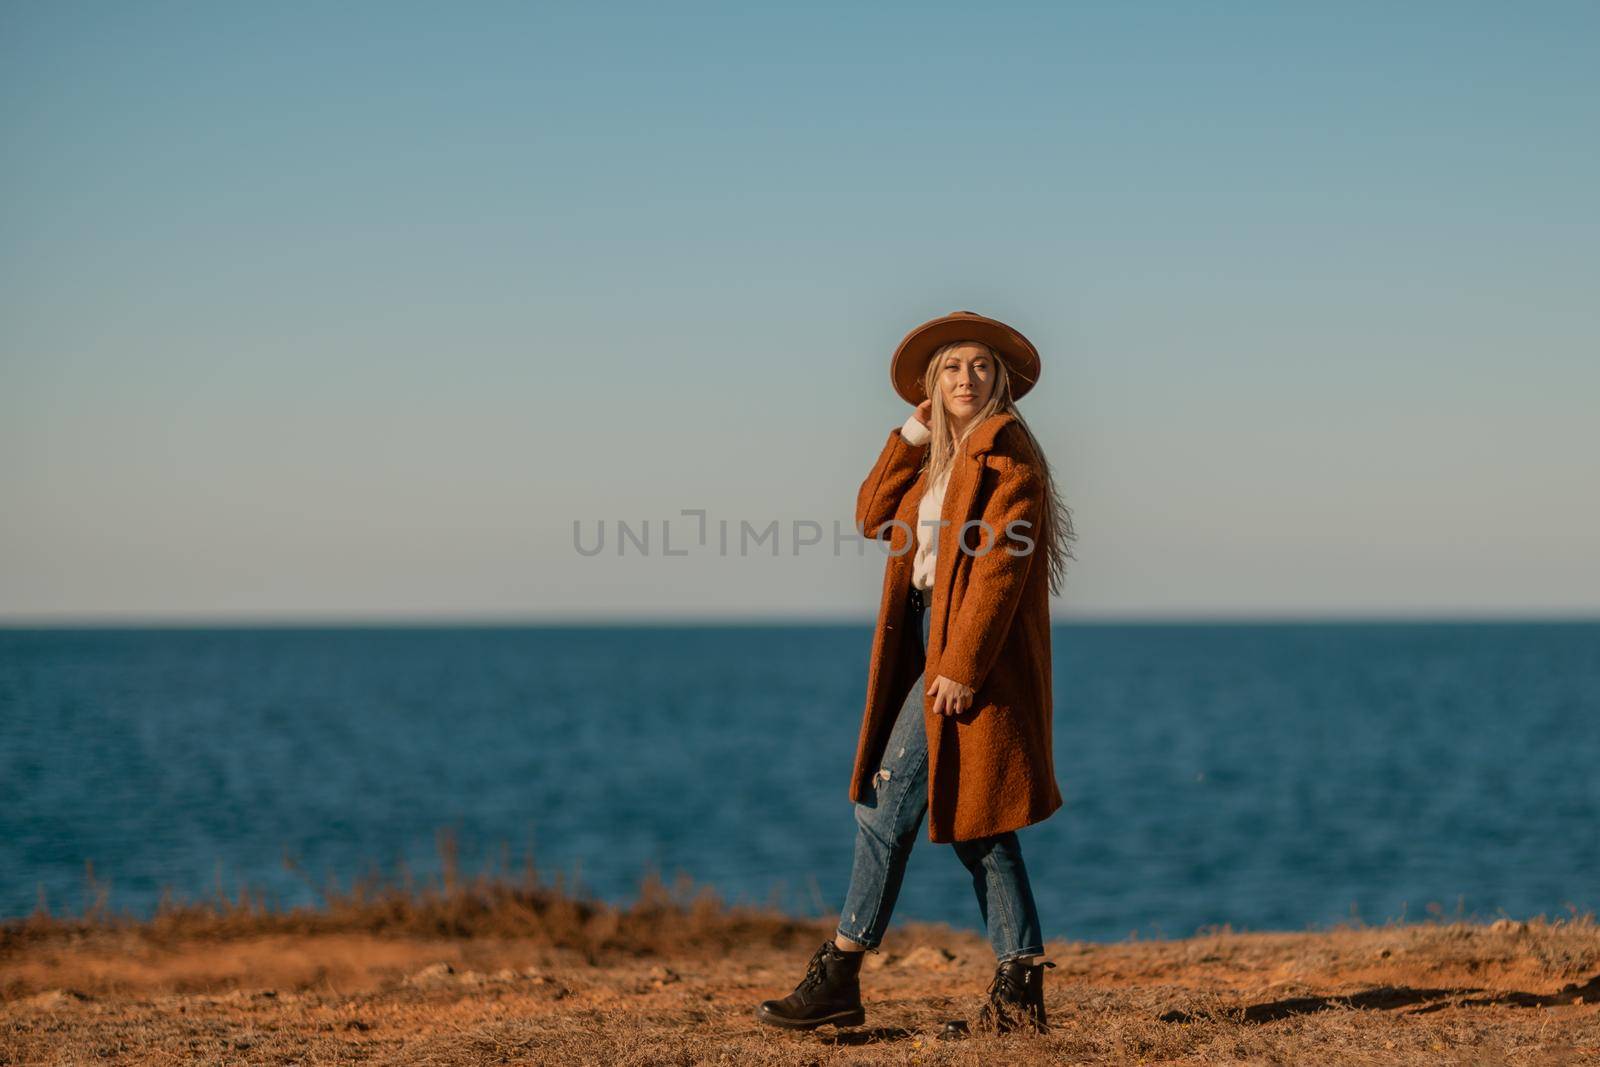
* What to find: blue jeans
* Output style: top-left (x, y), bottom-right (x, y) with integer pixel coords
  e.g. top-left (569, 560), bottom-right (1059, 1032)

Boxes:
top-left (836, 586), bottom-right (1045, 963)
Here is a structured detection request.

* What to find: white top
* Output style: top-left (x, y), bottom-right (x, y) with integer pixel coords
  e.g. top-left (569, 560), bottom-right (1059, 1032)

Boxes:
top-left (897, 414), bottom-right (945, 592)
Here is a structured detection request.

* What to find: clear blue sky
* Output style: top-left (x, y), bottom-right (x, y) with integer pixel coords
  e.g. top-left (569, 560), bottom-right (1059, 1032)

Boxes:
top-left (3, 2), bottom-right (1597, 621)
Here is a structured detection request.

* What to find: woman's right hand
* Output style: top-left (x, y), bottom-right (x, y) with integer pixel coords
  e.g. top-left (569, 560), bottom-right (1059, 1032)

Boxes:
top-left (913, 399), bottom-right (932, 427)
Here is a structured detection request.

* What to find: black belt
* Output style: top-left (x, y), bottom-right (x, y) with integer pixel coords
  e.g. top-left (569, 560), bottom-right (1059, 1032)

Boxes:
top-left (908, 586), bottom-right (926, 613)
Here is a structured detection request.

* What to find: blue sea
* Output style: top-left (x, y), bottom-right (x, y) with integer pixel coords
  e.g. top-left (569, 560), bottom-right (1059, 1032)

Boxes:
top-left (2, 621), bottom-right (1596, 942)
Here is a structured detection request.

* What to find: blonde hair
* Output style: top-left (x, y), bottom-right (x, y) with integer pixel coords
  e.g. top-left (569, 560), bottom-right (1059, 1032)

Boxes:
top-left (919, 341), bottom-right (1077, 595)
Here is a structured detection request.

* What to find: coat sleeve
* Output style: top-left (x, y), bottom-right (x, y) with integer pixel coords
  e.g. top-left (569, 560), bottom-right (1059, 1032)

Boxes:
top-left (855, 416), bottom-right (930, 540)
top-left (936, 451), bottom-right (1045, 694)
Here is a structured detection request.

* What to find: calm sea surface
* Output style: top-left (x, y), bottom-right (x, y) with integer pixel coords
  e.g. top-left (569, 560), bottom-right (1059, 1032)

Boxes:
top-left (2, 622), bottom-right (1596, 941)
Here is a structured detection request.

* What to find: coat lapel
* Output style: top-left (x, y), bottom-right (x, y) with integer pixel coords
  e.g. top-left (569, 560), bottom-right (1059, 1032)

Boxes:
top-left (929, 412), bottom-right (1015, 660)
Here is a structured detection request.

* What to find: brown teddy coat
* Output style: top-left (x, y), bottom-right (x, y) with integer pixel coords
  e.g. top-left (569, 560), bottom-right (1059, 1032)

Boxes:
top-left (850, 410), bottom-right (1063, 843)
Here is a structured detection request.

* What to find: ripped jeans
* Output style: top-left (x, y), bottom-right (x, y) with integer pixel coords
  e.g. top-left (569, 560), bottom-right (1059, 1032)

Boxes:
top-left (835, 585), bottom-right (1045, 963)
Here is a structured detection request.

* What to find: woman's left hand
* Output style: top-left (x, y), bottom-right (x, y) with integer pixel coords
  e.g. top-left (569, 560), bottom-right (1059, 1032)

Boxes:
top-left (927, 674), bottom-right (976, 717)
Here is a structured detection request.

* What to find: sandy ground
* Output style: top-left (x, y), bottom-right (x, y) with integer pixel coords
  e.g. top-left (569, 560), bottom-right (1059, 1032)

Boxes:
top-left (4, 915), bottom-right (1598, 1065)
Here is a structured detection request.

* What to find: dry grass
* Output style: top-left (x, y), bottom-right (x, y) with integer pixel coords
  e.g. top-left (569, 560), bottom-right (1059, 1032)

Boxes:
top-left (6, 830), bottom-right (827, 958)
top-left (4, 837), bottom-right (1598, 1064)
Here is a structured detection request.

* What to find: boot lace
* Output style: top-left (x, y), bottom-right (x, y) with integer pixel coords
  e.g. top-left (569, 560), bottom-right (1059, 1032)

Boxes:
top-left (977, 961), bottom-right (1051, 1033)
top-left (987, 966), bottom-right (1027, 1004)
top-left (797, 942), bottom-right (832, 993)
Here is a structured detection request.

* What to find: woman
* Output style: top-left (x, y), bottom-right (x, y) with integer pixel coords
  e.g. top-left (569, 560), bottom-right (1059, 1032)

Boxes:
top-left (756, 310), bottom-right (1077, 1038)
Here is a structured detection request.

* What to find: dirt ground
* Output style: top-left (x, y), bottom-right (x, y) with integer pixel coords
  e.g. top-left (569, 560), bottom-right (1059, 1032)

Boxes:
top-left (4, 912), bottom-right (1598, 1065)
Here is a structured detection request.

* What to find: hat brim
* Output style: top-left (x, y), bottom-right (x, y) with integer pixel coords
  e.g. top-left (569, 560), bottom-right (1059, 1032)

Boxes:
top-left (890, 313), bottom-right (1041, 406)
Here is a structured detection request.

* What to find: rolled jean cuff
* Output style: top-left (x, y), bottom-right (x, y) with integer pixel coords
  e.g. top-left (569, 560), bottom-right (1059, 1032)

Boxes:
top-left (833, 925), bottom-right (882, 951)
top-left (996, 945), bottom-right (1045, 964)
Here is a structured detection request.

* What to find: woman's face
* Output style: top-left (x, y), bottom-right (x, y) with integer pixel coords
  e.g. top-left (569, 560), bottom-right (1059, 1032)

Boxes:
top-left (936, 343), bottom-right (995, 425)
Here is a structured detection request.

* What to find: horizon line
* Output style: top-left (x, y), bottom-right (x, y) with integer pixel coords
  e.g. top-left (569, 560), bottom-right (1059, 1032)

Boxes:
top-left (3, 609), bottom-right (1599, 630)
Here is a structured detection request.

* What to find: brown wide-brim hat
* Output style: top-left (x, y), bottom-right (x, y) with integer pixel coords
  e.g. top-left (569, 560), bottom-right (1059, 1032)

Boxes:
top-left (890, 310), bottom-right (1041, 405)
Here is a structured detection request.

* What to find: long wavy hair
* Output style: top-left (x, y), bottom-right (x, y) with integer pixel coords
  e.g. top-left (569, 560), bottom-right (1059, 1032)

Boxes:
top-left (919, 340), bottom-right (1077, 595)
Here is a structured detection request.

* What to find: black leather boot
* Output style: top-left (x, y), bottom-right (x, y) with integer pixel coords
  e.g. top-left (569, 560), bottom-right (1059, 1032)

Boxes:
top-left (755, 939), bottom-right (867, 1030)
top-left (940, 957), bottom-right (1056, 1039)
